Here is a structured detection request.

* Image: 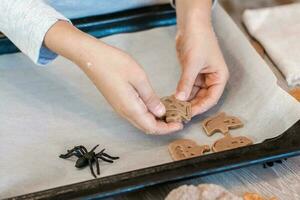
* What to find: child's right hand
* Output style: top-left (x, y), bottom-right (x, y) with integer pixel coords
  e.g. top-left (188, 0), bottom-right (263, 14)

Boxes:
top-left (45, 21), bottom-right (183, 134)
top-left (78, 42), bottom-right (183, 134)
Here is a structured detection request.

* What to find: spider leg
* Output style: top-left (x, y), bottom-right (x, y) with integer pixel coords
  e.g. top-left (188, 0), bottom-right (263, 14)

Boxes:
top-left (102, 152), bottom-right (119, 160)
top-left (88, 159), bottom-right (97, 178)
top-left (77, 145), bottom-right (88, 153)
top-left (95, 149), bottom-right (105, 157)
top-left (73, 150), bottom-right (83, 158)
top-left (72, 146), bottom-right (87, 154)
top-left (97, 156), bottom-right (114, 163)
top-left (59, 148), bottom-right (83, 159)
top-left (96, 149), bottom-right (119, 161)
top-left (89, 144), bottom-right (100, 153)
top-left (59, 152), bottom-right (82, 159)
top-left (95, 158), bottom-right (100, 175)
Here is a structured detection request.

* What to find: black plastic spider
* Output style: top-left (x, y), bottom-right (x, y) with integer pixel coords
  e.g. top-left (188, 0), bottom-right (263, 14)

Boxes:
top-left (59, 145), bottom-right (119, 178)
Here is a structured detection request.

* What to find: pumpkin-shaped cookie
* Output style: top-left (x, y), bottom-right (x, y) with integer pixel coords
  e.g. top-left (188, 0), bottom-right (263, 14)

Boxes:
top-left (212, 134), bottom-right (253, 152)
top-left (168, 139), bottom-right (210, 161)
top-left (202, 112), bottom-right (243, 136)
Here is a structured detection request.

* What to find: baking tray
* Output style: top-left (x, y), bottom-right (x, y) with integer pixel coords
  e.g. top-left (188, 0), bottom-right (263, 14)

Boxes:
top-left (1, 4), bottom-right (300, 200)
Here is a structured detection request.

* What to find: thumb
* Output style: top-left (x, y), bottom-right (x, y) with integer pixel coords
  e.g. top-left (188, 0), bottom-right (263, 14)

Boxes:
top-left (131, 75), bottom-right (165, 117)
top-left (175, 67), bottom-right (198, 101)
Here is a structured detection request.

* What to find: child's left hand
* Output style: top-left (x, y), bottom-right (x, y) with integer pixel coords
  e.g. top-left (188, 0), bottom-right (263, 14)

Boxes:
top-left (174, 0), bottom-right (229, 117)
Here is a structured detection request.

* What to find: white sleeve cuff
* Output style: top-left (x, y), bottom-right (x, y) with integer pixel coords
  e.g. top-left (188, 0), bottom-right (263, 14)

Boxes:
top-left (213, 0), bottom-right (218, 9)
top-left (35, 17), bottom-right (70, 65)
top-left (0, 0), bottom-right (70, 65)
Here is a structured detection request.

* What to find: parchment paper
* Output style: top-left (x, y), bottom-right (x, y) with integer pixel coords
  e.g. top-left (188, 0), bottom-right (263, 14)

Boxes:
top-left (1, 5), bottom-right (299, 198)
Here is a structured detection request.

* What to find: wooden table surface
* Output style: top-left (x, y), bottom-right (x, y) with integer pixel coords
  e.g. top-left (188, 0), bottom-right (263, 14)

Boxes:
top-left (106, 157), bottom-right (300, 200)
top-left (104, 1), bottom-right (300, 199)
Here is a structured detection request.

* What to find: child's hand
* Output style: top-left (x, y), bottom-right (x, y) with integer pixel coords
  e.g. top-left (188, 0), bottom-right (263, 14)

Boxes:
top-left (45, 21), bottom-right (183, 134)
top-left (80, 43), bottom-right (183, 134)
top-left (175, 0), bottom-right (229, 116)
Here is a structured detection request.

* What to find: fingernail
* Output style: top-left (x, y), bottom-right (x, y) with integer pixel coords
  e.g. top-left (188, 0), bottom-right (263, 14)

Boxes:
top-left (154, 102), bottom-right (165, 116)
top-left (176, 91), bottom-right (186, 101)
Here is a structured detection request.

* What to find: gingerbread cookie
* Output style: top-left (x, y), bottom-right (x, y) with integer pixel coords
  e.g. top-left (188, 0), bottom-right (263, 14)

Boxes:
top-left (202, 112), bottom-right (243, 136)
top-left (161, 96), bottom-right (192, 123)
top-left (212, 134), bottom-right (253, 153)
top-left (168, 139), bottom-right (210, 161)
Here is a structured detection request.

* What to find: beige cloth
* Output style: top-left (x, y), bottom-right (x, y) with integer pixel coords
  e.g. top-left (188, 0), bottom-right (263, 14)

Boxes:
top-left (243, 3), bottom-right (300, 87)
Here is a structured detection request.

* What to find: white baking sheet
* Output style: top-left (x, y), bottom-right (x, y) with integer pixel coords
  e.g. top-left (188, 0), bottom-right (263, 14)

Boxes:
top-left (0, 5), bottom-right (300, 198)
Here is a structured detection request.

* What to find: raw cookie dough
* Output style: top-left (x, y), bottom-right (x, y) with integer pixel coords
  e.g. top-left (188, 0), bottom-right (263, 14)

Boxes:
top-left (161, 95), bottom-right (192, 123)
top-left (289, 88), bottom-right (300, 102)
top-left (243, 192), bottom-right (278, 200)
top-left (212, 134), bottom-right (253, 153)
top-left (168, 139), bottom-right (210, 161)
top-left (165, 184), bottom-right (242, 200)
top-left (202, 112), bottom-right (243, 136)
top-left (250, 40), bottom-right (265, 57)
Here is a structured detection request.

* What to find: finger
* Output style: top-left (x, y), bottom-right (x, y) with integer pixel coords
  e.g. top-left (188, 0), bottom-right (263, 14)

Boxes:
top-left (187, 85), bottom-right (200, 101)
top-left (132, 94), bottom-right (183, 134)
top-left (152, 120), bottom-right (184, 135)
top-left (123, 86), bottom-right (183, 135)
top-left (187, 74), bottom-right (204, 101)
top-left (128, 104), bottom-right (183, 135)
top-left (194, 73), bottom-right (206, 87)
top-left (137, 112), bottom-right (184, 135)
top-left (191, 83), bottom-right (225, 116)
top-left (175, 66), bottom-right (199, 101)
top-left (130, 74), bottom-right (165, 117)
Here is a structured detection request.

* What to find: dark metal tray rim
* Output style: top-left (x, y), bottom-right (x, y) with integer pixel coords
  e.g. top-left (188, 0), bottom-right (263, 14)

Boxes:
top-left (2, 4), bottom-right (300, 200)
